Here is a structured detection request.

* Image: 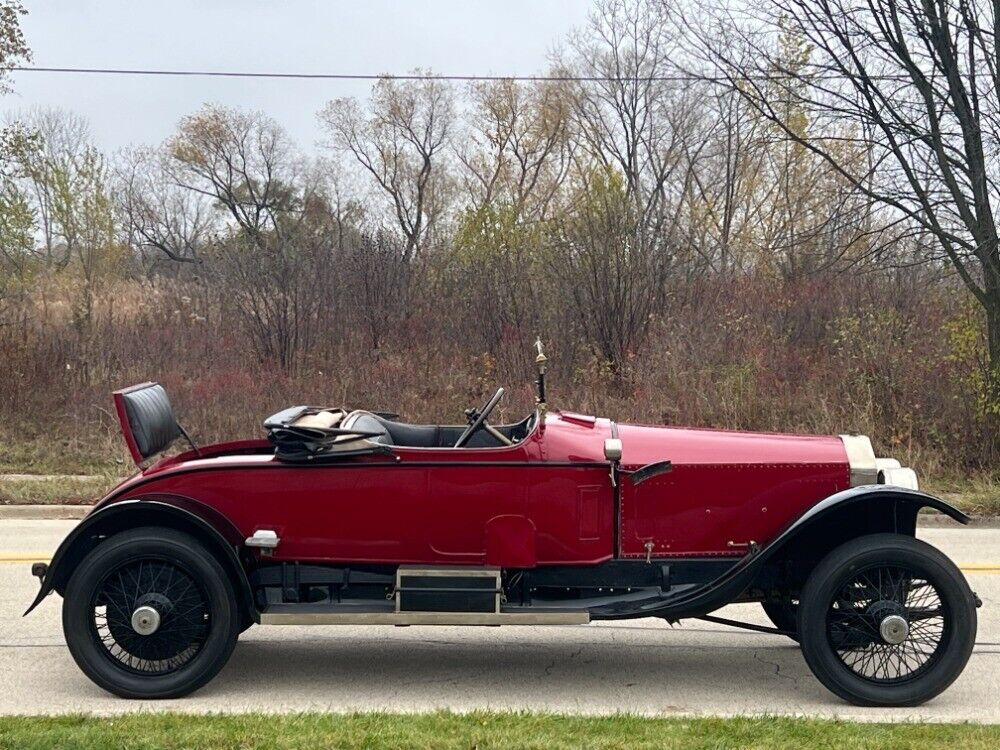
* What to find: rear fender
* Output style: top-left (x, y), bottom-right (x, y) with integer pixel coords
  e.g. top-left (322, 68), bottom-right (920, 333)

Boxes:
top-left (23, 498), bottom-right (257, 624)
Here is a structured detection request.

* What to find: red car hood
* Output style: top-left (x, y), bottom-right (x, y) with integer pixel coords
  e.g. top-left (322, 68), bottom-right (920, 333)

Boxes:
top-left (541, 411), bottom-right (849, 469)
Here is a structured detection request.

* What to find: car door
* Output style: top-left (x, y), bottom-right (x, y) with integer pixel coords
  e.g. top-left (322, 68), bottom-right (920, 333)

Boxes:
top-left (419, 435), bottom-right (536, 565)
top-left (422, 415), bottom-right (615, 568)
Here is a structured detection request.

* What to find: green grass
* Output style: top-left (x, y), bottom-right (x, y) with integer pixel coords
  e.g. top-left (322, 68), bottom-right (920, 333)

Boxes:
top-left (0, 474), bottom-right (122, 505)
top-left (0, 431), bottom-right (124, 476)
top-left (0, 712), bottom-right (998, 750)
top-left (924, 475), bottom-right (1000, 518)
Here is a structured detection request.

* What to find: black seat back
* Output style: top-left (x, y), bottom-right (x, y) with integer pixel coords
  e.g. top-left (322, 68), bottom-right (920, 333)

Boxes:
top-left (113, 382), bottom-right (183, 464)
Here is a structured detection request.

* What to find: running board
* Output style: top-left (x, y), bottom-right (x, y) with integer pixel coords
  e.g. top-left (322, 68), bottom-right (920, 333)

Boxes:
top-left (259, 604), bottom-right (589, 626)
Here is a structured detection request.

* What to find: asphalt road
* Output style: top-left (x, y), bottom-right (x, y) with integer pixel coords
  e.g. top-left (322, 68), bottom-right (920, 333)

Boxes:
top-left (1, 519), bottom-right (997, 721)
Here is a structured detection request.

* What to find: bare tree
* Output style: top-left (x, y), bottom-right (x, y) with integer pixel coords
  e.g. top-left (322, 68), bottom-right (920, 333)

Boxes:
top-left (458, 78), bottom-right (574, 222)
top-left (116, 145), bottom-right (213, 267)
top-left (319, 74), bottom-right (456, 258)
top-left (168, 106), bottom-right (335, 369)
top-left (546, 0), bottom-right (701, 370)
top-left (342, 230), bottom-right (413, 354)
top-left (678, 79), bottom-right (768, 274)
top-left (702, 0), bottom-right (1000, 398)
top-left (560, 0), bottom-right (703, 236)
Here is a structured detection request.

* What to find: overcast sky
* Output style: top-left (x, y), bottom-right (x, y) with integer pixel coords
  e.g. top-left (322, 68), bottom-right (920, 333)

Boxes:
top-left (4, 1), bottom-right (592, 153)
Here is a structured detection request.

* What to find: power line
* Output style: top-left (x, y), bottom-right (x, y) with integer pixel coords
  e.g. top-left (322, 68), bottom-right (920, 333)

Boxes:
top-left (10, 65), bottom-right (720, 82)
top-left (10, 65), bottom-right (909, 84)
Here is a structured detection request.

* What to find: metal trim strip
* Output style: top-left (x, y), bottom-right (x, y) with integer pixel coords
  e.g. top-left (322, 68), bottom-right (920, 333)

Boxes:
top-left (259, 611), bottom-right (590, 626)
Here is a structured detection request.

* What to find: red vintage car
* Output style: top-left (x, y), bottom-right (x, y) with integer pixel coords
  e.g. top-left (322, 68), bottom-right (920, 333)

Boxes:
top-left (26, 344), bottom-right (980, 706)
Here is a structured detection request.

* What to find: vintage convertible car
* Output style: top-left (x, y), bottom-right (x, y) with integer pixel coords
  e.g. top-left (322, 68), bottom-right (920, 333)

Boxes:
top-left (26, 343), bottom-right (980, 706)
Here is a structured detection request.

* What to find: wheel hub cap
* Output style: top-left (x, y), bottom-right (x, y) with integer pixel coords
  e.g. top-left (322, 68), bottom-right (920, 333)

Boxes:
top-left (131, 605), bottom-right (161, 636)
top-left (879, 613), bottom-right (909, 645)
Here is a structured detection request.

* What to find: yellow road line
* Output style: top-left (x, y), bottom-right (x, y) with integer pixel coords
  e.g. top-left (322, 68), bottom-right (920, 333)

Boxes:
top-left (958, 566), bottom-right (1000, 575)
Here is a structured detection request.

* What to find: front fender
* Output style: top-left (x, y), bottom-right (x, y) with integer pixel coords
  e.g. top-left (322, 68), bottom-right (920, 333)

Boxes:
top-left (592, 485), bottom-right (968, 620)
top-left (767, 484), bottom-right (969, 541)
top-left (23, 498), bottom-right (256, 621)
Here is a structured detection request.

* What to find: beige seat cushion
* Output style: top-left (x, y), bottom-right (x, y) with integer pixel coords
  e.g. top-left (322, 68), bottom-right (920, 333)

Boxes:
top-left (293, 409), bottom-right (345, 430)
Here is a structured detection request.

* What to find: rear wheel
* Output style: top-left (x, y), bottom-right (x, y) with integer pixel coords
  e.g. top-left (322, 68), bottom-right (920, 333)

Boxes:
top-left (798, 533), bottom-right (977, 707)
top-left (62, 526), bottom-right (239, 699)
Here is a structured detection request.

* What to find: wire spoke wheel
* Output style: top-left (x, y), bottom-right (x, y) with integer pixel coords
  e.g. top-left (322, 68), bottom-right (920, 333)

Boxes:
top-left (799, 534), bottom-right (977, 707)
top-left (90, 557), bottom-right (210, 676)
top-left (826, 563), bottom-right (948, 684)
top-left (64, 527), bottom-right (239, 698)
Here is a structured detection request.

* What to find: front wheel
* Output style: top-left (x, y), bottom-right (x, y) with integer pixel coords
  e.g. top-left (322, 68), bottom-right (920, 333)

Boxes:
top-left (62, 526), bottom-right (240, 699)
top-left (798, 533), bottom-right (977, 707)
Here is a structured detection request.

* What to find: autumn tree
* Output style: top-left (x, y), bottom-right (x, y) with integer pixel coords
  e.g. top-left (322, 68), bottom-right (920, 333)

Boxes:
top-left (547, 0), bottom-right (699, 370)
top-left (446, 79), bottom-right (574, 356)
top-left (0, 126), bottom-right (33, 327)
top-left (9, 108), bottom-right (93, 268)
top-left (560, 0), bottom-right (701, 237)
top-left (2, 110), bottom-right (122, 338)
top-left (703, 0), bottom-right (1000, 406)
top-left (51, 144), bottom-right (120, 332)
top-left (0, 0), bottom-right (31, 326)
top-left (168, 105), bottom-right (298, 236)
top-left (547, 168), bottom-right (677, 370)
top-left (458, 78), bottom-right (574, 223)
top-left (167, 105), bottom-right (339, 368)
top-left (319, 74), bottom-right (456, 258)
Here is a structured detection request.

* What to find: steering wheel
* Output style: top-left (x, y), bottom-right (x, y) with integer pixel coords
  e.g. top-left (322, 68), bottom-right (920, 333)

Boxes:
top-left (454, 387), bottom-right (505, 448)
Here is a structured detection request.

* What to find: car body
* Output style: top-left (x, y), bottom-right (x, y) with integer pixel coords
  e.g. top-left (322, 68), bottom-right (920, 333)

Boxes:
top-left (27, 349), bottom-right (981, 705)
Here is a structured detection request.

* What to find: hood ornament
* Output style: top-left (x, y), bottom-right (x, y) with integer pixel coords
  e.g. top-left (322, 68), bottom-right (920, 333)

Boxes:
top-left (534, 337), bottom-right (548, 417)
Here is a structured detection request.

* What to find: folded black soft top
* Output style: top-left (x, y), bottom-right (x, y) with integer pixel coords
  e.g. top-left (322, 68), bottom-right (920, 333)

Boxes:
top-left (263, 406), bottom-right (390, 461)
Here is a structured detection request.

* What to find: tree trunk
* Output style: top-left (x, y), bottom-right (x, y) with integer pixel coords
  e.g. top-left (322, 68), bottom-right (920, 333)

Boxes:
top-left (983, 283), bottom-right (1000, 463)
top-left (985, 295), bottom-right (1000, 406)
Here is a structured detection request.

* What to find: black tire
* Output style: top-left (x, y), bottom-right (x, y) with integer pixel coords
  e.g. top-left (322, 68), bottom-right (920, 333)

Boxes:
top-left (62, 526), bottom-right (239, 699)
top-left (798, 533), bottom-right (977, 707)
top-left (762, 599), bottom-right (800, 642)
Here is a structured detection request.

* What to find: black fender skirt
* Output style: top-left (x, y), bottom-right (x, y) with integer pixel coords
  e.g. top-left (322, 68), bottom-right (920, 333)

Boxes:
top-left (589, 485), bottom-right (969, 621)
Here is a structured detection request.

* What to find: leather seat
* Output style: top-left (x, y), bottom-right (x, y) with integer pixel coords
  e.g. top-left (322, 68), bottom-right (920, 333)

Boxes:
top-left (377, 419), bottom-right (441, 447)
top-left (340, 410), bottom-right (394, 446)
